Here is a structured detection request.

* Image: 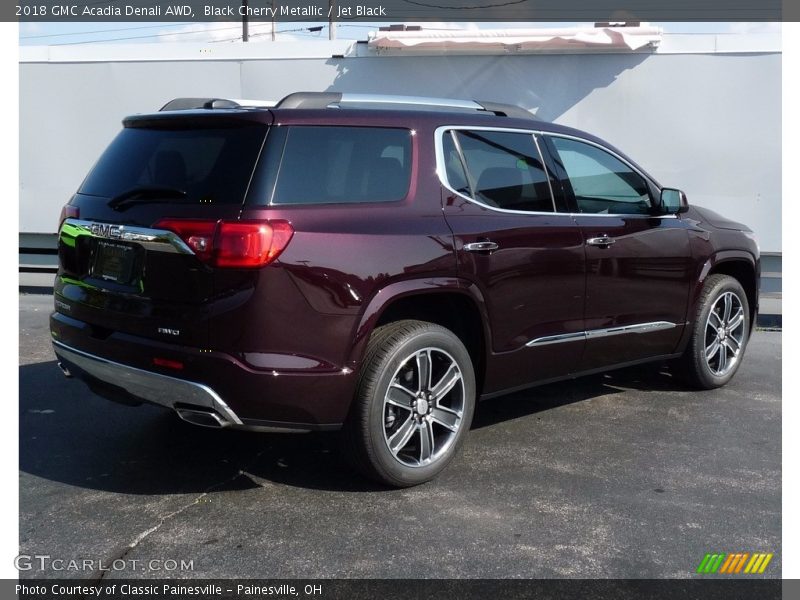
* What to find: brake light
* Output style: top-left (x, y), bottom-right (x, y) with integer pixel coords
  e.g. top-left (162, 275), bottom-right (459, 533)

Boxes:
top-left (153, 219), bottom-right (294, 268)
top-left (58, 204), bottom-right (79, 230)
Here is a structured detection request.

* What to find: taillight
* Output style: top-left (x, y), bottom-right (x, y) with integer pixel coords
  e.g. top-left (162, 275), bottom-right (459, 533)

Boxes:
top-left (58, 204), bottom-right (79, 230)
top-left (153, 219), bottom-right (294, 268)
top-left (154, 219), bottom-right (217, 262)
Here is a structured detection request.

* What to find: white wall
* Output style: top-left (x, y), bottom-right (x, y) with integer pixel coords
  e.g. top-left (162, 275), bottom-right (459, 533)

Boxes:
top-left (19, 40), bottom-right (781, 252)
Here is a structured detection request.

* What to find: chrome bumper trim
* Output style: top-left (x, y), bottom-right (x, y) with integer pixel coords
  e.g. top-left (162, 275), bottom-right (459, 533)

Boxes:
top-left (51, 340), bottom-right (243, 425)
top-left (60, 218), bottom-right (195, 255)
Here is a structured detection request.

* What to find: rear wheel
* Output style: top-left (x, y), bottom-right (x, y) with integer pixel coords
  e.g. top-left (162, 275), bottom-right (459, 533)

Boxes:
top-left (675, 274), bottom-right (750, 389)
top-left (344, 320), bottom-right (476, 487)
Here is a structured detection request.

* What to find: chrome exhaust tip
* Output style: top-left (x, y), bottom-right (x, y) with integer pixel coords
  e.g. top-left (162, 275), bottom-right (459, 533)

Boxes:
top-left (57, 362), bottom-right (72, 378)
top-left (175, 408), bottom-right (227, 429)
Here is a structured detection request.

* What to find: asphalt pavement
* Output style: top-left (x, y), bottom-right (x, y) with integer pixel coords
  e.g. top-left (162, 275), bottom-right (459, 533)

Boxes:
top-left (19, 293), bottom-right (781, 579)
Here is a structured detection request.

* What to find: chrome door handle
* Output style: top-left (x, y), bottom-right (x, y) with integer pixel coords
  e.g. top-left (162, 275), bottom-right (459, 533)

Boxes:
top-left (586, 235), bottom-right (615, 247)
top-left (464, 241), bottom-right (499, 253)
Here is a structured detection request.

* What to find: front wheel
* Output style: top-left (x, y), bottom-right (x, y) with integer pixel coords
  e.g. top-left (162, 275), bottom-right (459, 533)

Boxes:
top-left (675, 274), bottom-right (750, 389)
top-left (343, 320), bottom-right (476, 487)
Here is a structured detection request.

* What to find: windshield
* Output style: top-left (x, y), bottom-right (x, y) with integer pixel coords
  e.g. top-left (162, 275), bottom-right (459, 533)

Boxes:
top-left (79, 125), bottom-right (267, 205)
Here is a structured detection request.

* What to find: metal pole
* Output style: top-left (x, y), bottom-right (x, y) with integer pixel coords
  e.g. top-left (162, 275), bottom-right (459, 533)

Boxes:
top-left (271, 0), bottom-right (276, 41)
top-left (242, 0), bottom-right (249, 42)
top-left (329, 0), bottom-right (337, 40)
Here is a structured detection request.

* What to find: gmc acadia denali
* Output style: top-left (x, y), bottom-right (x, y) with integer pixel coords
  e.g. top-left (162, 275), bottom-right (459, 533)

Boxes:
top-left (51, 92), bottom-right (759, 486)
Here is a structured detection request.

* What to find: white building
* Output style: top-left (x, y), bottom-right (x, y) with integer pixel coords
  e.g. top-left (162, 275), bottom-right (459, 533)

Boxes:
top-left (18, 28), bottom-right (781, 318)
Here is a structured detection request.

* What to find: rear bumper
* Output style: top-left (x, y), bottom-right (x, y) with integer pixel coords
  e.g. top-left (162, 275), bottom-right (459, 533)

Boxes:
top-left (50, 311), bottom-right (355, 431)
top-left (54, 340), bottom-right (252, 429)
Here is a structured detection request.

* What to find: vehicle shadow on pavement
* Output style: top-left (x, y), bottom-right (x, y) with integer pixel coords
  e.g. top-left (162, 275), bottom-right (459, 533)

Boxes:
top-left (20, 360), bottom-right (688, 494)
top-left (472, 362), bottom-right (685, 430)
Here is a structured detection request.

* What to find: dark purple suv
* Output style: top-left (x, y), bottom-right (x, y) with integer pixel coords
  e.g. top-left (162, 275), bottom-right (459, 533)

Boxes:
top-left (51, 92), bottom-right (759, 486)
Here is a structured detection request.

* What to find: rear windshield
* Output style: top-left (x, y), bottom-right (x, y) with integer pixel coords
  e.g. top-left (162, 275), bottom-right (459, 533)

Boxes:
top-left (268, 126), bottom-right (412, 205)
top-left (79, 125), bottom-right (267, 204)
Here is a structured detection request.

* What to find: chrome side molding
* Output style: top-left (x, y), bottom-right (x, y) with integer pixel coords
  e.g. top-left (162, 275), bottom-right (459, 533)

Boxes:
top-left (526, 321), bottom-right (677, 347)
top-left (524, 331), bottom-right (585, 347)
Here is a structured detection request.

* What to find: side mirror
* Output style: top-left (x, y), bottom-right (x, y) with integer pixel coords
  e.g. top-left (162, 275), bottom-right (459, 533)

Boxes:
top-left (660, 188), bottom-right (689, 214)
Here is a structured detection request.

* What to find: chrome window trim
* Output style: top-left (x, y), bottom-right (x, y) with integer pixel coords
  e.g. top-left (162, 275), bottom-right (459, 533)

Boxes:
top-left (61, 218), bottom-right (195, 255)
top-left (434, 125), bottom-right (559, 217)
top-left (435, 125), bottom-right (676, 219)
top-left (526, 321), bottom-right (678, 348)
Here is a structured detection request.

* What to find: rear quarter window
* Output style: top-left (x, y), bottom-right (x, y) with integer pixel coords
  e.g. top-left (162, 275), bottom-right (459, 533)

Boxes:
top-left (268, 126), bottom-right (412, 205)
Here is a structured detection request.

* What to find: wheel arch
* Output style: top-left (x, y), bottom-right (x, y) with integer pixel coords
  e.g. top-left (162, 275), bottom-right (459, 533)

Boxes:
top-left (701, 251), bottom-right (759, 330)
top-left (346, 278), bottom-right (491, 395)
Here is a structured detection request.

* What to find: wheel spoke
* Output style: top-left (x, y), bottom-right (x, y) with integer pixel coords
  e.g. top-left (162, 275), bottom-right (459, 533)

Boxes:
top-left (717, 343), bottom-right (728, 372)
top-left (705, 339), bottom-right (721, 362)
top-left (430, 363), bottom-right (460, 402)
top-left (708, 311), bottom-right (723, 329)
top-left (724, 337), bottom-right (741, 353)
top-left (386, 383), bottom-right (415, 409)
top-left (388, 414), bottom-right (416, 455)
top-left (722, 293), bottom-right (733, 322)
top-left (430, 407), bottom-right (459, 432)
top-left (419, 420), bottom-right (435, 463)
top-left (416, 350), bottom-right (431, 392)
top-left (727, 308), bottom-right (745, 331)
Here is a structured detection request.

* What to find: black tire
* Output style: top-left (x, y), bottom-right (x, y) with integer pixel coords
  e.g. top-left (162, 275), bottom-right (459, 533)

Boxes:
top-left (343, 320), bottom-right (476, 487)
top-left (674, 274), bottom-right (750, 389)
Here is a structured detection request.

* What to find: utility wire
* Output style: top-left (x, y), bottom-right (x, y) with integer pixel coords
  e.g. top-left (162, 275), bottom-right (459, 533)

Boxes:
top-left (21, 22), bottom-right (195, 40)
top-left (398, 0), bottom-right (529, 9)
top-left (212, 26), bottom-right (323, 43)
top-left (51, 24), bottom-right (245, 45)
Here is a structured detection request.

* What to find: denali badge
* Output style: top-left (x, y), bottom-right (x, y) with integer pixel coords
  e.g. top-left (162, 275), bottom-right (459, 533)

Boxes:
top-left (157, 327), bottom-right (180, 336)
top-left (90, 223), bottom-right (122, 239)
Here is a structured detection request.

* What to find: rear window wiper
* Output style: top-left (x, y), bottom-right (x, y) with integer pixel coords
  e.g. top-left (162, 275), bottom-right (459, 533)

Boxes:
top-left (108, 186), bottom-right (188, 211)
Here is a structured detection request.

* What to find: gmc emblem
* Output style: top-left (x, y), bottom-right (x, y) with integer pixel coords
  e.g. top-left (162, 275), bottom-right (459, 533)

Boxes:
top-left (90, 223), bottom-right (122, 239)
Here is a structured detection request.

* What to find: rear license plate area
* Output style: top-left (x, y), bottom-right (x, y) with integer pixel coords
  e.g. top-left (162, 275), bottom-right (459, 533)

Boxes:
top-left (91, 241), bottom-right (139, 285)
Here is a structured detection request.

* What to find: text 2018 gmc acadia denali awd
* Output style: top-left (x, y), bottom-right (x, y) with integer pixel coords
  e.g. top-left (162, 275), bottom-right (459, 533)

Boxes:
top-left (51, 92), bottom-right (760, 487)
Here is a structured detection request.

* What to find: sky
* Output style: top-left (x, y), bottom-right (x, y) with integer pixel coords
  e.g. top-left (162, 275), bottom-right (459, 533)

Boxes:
top-left (18, 21), bottom-right (782, 46)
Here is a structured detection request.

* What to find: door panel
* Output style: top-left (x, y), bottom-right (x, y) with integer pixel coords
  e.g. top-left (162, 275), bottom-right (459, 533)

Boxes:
top-left (545, 134), bottom-right (693, 371)
top-left (437, 127), bottom-right (585, 393)
top-left (444, 195), bottom-right (586, 392)
top-left (575, 215), bottom-right (693, 370)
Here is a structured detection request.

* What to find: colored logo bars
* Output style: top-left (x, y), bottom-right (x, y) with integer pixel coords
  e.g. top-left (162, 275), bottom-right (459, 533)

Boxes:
top-left (697, 552), bottom-right (774, 574)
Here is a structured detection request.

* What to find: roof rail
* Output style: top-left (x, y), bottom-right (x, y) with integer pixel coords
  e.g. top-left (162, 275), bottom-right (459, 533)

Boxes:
top-left (274, 92), bottom-right (537, 119)
top-left (160, 97), bottom-right (277, 111)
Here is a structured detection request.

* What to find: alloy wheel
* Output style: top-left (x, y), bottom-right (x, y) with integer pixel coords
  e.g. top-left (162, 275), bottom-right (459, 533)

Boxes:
top-left (382, 347), bottom-right (465, 467)
top-left (704, 291), bottom-right (746, 376)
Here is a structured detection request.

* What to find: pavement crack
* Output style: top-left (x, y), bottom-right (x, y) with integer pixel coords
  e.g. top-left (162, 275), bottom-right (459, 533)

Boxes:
top-left (97, 448), bottom-right (268, 580)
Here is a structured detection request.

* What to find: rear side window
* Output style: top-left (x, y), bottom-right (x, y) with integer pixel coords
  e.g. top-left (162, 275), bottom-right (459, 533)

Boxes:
top-left (270, 126), bottom-right (412, 205)
top-left (445, 130), bottom-right (554, 213)
top-left (79, 125), bottom-right (267, 204)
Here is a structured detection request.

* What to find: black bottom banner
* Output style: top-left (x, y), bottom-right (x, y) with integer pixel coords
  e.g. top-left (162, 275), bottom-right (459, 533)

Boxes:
top-left (7, 579), bottom-right (784, 600)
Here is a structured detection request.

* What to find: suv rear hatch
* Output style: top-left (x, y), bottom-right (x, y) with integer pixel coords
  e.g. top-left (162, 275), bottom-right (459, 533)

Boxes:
top-left (55, 110), bottom-right (273, 348)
